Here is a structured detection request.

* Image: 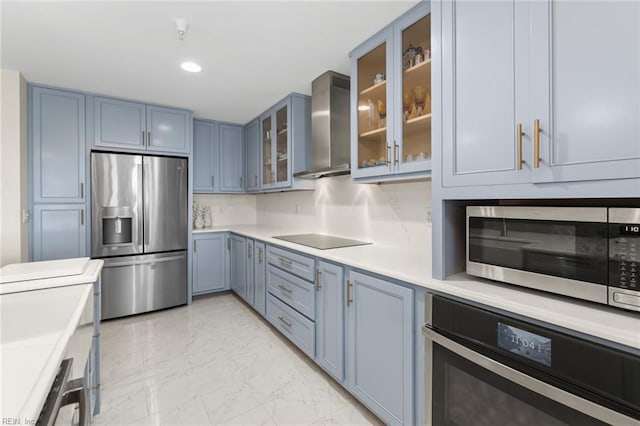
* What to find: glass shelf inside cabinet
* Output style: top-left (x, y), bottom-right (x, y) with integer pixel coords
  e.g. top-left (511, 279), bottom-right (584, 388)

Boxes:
top-left (275, 105), bottom-right (288, 183)
top-left (357, 42), bottom-right (388, 170)
top-left (262, 116), bottom-right (273, 185)
top-left (401, 15), bottom-right (431, 165)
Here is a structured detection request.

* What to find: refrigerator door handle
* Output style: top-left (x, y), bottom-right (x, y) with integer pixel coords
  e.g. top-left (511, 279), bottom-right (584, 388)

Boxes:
top-left (105, 254), bottom-right (186, 268)
top-left (137, 162), bottom-right (144, 252)
top-left (143, 161), bottom-right (150, 249)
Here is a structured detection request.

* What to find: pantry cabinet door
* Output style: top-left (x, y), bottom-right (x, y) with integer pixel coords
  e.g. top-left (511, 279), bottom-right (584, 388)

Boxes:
top-left (441, 0), bottom-right (531, 187)
top-left (219, 124), bottom-right (244, 192)
top-left (530, 0), bottom-right (640, 183)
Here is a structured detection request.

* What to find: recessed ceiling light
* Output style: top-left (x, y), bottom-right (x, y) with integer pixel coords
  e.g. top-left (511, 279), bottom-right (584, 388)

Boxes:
top-left (181, 62), bottom-right (201, 73)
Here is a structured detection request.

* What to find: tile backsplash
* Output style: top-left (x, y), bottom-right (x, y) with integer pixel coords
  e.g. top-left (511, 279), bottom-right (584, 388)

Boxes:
top-left (256, 175), bottom-right (431, 253)
top-left (193, 194), bottom-right (257, 226)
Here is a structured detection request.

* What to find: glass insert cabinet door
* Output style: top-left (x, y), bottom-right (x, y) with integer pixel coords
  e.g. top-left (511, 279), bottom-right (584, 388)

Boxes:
top-left (397, 13), bottom-right (431, 172)
top-left (275, 104), bottom-right (288, 184)
top-left (355, 31), bottom-right (392, 177)
top-left (261, 114), bottom-right (273, 186)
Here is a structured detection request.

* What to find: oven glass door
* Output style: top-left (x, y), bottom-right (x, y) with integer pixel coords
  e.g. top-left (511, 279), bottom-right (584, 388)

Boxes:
top-left (426, 328), bottom-right (635, 426)
top-left (468, 216), bottom-right (608, 284)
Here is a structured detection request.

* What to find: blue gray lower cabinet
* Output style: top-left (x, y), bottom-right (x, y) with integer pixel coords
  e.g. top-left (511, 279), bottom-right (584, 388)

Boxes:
top-left (266, 293), bottom-right (315, 358)
top-left (245, 239), bottom-right (255, 306)
top-left (315, 261), bottom-right (345, 383)
top-left (346, 270), bottom-right (414, 426)
top-left (253, 242), bottom-right (266, 316)
top-left (84, 276), bottom-right (101, 418)
top-left (230, 235), bottom-right (247, 299)
top-left (193, 233), bottom-right (230, 295)
top-left (32, 204), bottom-right (87, 261)
top-left (267, 264), bottom-right (316, 320)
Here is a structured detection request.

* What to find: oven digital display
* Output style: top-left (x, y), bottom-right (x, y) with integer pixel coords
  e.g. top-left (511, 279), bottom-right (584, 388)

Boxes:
top-left (497, 323), bottom-right (552, 367)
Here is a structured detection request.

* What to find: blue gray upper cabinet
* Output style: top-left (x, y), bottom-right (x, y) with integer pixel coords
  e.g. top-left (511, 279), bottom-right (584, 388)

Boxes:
top-left (441, 0), bottom-right (640, 187)
top-left (245, 119), bottom-right (261, 192)
top-left (315, 261), bottom-right (345, 383)
top-left (529, 1), bottom-right (640, 183)
top-left (193, 120), bottom-right (219, 192)
top-left (31, 87), bottom-right (86, 203)
top-left (346, 270), bottom-right (413, 426)
top-left (350, 3), bottom-right (431, 182)
top-left (94, 97), bottom-right (191, 154)
top-left (33, 204), bottom-right (86, 261)
top-left (146, 105), bottom-right (191, 154)
top-left (219, 124), bottom-right (245, 192)
top-left (193, 233), bottom-right (229, 295)
top-left (93, 97), bottom-right (146, 149)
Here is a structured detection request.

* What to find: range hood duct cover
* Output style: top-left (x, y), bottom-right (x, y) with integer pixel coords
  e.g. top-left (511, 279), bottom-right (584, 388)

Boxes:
top-left (294, 71), bottom-right (351, 179)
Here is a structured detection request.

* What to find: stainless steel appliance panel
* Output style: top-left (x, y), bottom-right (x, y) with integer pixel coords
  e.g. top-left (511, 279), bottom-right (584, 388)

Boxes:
top-left (101, 251), bottom-right (187, 320)
top-left (272, 233), bottom-right (371, 250)
top-left (608, 207), bottom-right (640, 311)
top-left (91, 153), bottom-right (143, 257)
top-left (143, 156), bottom-right (188, 253)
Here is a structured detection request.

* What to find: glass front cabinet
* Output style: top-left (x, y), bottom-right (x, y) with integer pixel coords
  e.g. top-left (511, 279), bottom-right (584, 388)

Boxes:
top-left (350, 3), bottom-right (431, 181)
top-left (261, 100), bottom-right (290, 190)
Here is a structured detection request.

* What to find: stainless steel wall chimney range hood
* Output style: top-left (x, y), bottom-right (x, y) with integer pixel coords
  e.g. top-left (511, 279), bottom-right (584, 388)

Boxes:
top-left (294, 71), bottom-right (351, 179)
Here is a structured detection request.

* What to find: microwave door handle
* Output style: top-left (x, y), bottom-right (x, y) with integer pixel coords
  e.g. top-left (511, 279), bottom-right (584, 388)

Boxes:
top-left (423, 327), bottom-right (636, 425)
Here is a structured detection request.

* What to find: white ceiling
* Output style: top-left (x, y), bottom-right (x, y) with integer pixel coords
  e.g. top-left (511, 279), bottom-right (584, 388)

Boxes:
top-left (1, 1), bottom-right (419, 123)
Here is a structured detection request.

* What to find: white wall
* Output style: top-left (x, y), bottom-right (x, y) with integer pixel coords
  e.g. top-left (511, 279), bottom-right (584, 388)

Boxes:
top-left (0, 69), bottom-right (28, 267)
top-left (193, 193), bottom-right (257, 227)
top-left (257, 176), bottom-right (431, 253)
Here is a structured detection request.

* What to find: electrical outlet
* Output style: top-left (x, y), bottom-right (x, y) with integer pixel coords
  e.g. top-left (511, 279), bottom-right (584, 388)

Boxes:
top-left (426, 210), bottom-right (432, 224)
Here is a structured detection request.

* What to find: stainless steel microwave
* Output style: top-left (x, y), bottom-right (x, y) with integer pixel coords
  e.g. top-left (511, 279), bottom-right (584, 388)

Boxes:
top-left (467, 206), bottom-right (640, 312)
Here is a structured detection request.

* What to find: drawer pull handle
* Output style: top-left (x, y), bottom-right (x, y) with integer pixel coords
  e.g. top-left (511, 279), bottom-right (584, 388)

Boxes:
top-left (278, 316), bottom-right (293, 328)
top-left (278, 257), bottom-right (293, 266)
top-left (278, 284), bottom-right (293, 294)
top-left (347, 279), bottom-right (353, 307)
top-left (316, 269), bottom-right (321, 292)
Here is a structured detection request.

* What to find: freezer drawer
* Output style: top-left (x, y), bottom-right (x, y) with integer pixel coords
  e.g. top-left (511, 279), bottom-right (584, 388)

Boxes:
top-left (101, 251), bottom-right (187, 320)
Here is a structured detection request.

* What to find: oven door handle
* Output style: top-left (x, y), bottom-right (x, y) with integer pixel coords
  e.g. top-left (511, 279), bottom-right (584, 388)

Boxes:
top-left (423, 326), bottom-right (636, 425)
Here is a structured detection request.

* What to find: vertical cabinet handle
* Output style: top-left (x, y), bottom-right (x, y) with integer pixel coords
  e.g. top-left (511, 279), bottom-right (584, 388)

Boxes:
top-left (248, 245), bottom-right (252, 259)
top-left (346, 279), bottom-right (353, 307)
top-left (386, 145), bottom-right (391, 167)
top-left (255, 175), bottom-right (258, 187)
top-left (240, 177), bottom-right (243, 188)
top-left (533, 119), bottom-right (541, 169)
top-left (147, 131), bottom-right (151, 147)
top-left (80, 210), bottom-right (84, 225)
top-left (516, 123), bottom-right (524, 170)
top-left (227, 238), bottom-right (231, 250)
top-left (394, 142), bottom-right (399, 166)
top-left (211, 176), bottom-right (215, 188)
top-left (194, 240), bottom-right (196, 253)
top-left (258, 248), bottom-right (263, 264)
top-left (141, 130), bottom-right (145, 145)
top-left (316, 269), bottom-right (321, 292)
top-left (80, 183), bottom-right (84, 199)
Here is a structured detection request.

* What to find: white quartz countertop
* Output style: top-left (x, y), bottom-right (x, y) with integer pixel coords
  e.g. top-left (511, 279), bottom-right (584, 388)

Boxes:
top-left (0, 284), bottom-right (93, 422)
top-left (0, 259), bottom-right (103, 295)
top-left (194, 225), bottom-right (640, 350)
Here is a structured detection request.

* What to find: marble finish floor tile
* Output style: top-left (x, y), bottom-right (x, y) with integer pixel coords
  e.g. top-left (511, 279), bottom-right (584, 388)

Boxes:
top-left (94, 294), bottom-right (381, 426)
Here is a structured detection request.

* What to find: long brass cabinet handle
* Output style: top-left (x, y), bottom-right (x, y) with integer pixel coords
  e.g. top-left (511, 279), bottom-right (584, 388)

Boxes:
top-left (533, 119), bottom-right (541, 169)
top-left (316, 269), bottom-right (321, 292)
top-left (516, 123), bottom-right (524, 170)
top-left (278, 316), bottom-right (293, 328)
top-left (278, 284), bottom-right (293, 294)
top-left (346, 279), bottom-right (353, 307)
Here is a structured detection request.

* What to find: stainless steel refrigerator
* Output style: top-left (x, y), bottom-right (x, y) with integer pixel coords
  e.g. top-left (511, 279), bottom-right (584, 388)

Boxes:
top-left (91, 152), bottom-right (188, 320)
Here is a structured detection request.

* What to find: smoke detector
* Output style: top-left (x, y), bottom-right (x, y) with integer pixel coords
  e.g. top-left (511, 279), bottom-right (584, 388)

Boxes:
top-left (176, 18), bottom-right (188, 40)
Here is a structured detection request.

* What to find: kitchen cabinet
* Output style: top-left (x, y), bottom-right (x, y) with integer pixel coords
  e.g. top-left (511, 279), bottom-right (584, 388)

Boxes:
top-left (315, 261), bottom-right (345, 382)
top-left (245, 119), bottom-right (261, 192)
top-left (219, 124), bottom-right (245, 192)
top-left (440, 0), bottom-right (640, 187)
top-left (350, 3), bottom-right (431, 182)
top-left (346, 270), bottom-right (413, 426)
top-left (31, 87), bottom-right (86, 203)
top-left (193, 120), bottom-right (219, 192)
top-left (245, 239), bottom-right (255, 305)
top-left (253, 241), bottom-right (266, 316)
top-left (94, 96), bottom-right (191, 155)
top-left (230, 234), bottom-right (247, 299)
top-left (259, 94), bottom-right (314, 192)
top-left (192, 233), bottom-right (229, 295)
top-left (32, 204), bottom-right (87, 261)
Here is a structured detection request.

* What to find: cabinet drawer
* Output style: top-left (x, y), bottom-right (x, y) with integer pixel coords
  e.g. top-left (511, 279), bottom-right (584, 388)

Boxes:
top-left (266, 294), bottom-right (315, 358)
top-left (267, 245), bottom-right (316, 282)
top-left (267, 265), bottom-right (316, 320)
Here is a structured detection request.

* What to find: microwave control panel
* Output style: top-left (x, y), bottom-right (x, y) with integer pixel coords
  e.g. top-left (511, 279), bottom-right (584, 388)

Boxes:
top-left (609, 224), bottom-right (639, 290)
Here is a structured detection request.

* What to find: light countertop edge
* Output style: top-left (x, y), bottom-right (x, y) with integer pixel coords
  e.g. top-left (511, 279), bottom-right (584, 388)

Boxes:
top-left (0, 259), bottom-right (104, 295)
top-left (1, 284), bottom-right (93, 421)
top-left (194, 225), bottom-right (640, 350)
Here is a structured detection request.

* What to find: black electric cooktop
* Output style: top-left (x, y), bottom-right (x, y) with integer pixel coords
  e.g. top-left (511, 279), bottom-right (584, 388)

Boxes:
top-left (272, 233), bottom-right (371, 250)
